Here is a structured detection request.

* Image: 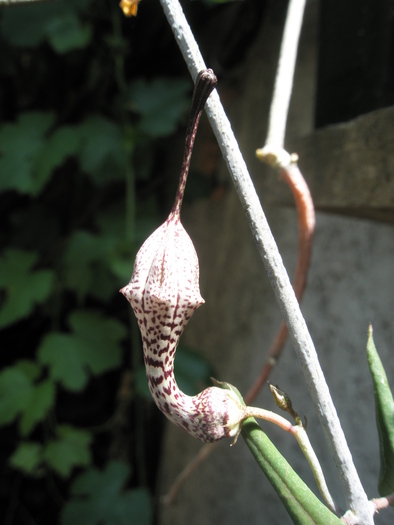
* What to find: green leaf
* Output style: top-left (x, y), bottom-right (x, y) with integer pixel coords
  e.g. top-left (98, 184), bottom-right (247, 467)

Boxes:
top-left (128, 78), bottom-right (190, 137)
top-left (0, 367), bottom-right (33, 425)
top-left (44, 425), bottom-right (92, 477)
top-left (9, 442), bottom-right (44, 476)
top-left (0, 361), bottom-right (54, 433)
top-left (71, 461), bottom-right (130, 497)
top-left (0, 112), bottom-right (55, 195)
top-left (94, 205), bottom-right (137, 282)
top-left (45, 12), bottom-right (92, 54)
top-left (63, 230), bottom-right (120, 301)
top-left (0, 4), bottom-right (58, 47)
top-left (38, 311), bottom-right (125, 392)
top-left (68, 311), bottom-right (126, 375)
top-left (174, 345), bottom-right (214, 396)
top-left (77, 116), bottom-right (127, 184)
top-left (61, 461), bottom-right (152, 525)
top-left (0, 114), bottom-right (112, 196)
top-left (38, 333), bottom-right (90, 392)
top-left (0, 249), bottom-right (55, 328)
top-left (34, 126), bottom-right (80, 187)
top-left (0, 2), bottom-right (91, 52)
top-left (19, 379), bottom-right (56, 437)
top-left (63, 230), bottom-right (103, 300)
top-left (10, 427), bottom-right (92, 478)
top-left (14, 359), bottom-right (42, 382)
top-left (366, 325), bottom-right (394, 497)
top-left (113, 489), bottom-right (152, 525)
top-left (241, 419), bottom-right (343, 524)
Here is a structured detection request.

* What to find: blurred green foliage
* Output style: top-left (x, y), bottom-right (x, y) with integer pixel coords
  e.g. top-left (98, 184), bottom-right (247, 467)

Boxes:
top-left (0, 1), bottom-right (213, 523)
top-left (0, 248), bottom-right (55, 327)
top-left (0, 1), bottom-right (92, 51)
top-left (367, 326), bottom-right (394, 498)
top-left (61, 461), bottom-right (152, 525)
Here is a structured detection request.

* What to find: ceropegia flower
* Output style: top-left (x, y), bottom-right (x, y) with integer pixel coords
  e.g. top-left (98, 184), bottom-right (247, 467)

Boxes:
top-left (120, 69), bottom-right (246, 442)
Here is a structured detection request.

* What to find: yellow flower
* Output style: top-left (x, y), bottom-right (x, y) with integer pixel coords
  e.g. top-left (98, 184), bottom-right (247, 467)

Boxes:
top-left (119, 0), bottom-right (141, 17)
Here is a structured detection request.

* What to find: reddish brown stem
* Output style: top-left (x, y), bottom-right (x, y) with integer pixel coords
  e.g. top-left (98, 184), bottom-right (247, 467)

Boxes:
top-left (245, 163), bottom-right (314, 405)
top-left (172, 69), bottom-right (217, 218)
top-left (163, 442), bottom-right (218, 505)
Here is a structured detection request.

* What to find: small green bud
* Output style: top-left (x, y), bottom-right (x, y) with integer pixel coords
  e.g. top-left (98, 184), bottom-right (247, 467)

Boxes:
top-left (269, 382), bottom-right (299, 422)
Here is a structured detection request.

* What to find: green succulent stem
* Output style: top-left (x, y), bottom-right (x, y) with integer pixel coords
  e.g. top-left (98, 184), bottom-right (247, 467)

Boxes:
top-left (241, 417), bottom-right (343, 525)
top-left (244, 406), bottom-right (339, 515)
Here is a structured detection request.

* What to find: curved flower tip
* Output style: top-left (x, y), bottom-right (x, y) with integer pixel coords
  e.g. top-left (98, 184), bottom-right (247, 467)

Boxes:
top-left (120, 211), bottom-right (204, 338)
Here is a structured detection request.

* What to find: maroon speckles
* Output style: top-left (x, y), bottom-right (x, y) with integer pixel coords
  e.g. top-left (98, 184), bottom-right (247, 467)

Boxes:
top-left (144, 357), bottom-right (164, 370)
top-left (149, 375), bottom-right (164, 387)
top-left (163, 385), bottom-right (172, 396)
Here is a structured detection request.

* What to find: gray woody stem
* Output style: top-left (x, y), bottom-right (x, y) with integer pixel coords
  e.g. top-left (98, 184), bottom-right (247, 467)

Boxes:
top-left (159, 0), bottom-right (374, 523)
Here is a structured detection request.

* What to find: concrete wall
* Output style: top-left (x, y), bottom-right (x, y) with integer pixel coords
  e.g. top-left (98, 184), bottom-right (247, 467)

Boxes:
top-left (157, 1), bottom-right (394, 523)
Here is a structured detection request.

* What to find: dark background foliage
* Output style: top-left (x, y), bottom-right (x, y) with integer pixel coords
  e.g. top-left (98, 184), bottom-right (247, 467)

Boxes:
top-left (0, 1), bottom-right (266, 524)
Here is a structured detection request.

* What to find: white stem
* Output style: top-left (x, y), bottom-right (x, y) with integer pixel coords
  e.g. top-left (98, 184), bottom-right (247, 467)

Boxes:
top-left (244, 406), bottom-right (293, 433)
top-left (159, 1), bottom-right (374, 523)
top-left (371, 493), bottom-right (394, 511)
top-left (265, 0), bottom-right (307, 148)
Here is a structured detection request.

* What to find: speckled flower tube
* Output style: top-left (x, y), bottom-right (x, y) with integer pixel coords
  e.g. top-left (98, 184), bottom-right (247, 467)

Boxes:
top-left (120, 70), bottom-right (246, 443)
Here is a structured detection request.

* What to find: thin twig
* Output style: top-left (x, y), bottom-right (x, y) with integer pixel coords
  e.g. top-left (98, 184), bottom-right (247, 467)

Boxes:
top-left (162, 442), bottom-right (216, 505)
top-left (245, 163), bottom-right (315, 405)
top-left (371, 493), bottom-right (394, 511)
top-left (159, 0), bottom-right (373, 522)
top-left (291, 424), bottom-right (339, 514)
